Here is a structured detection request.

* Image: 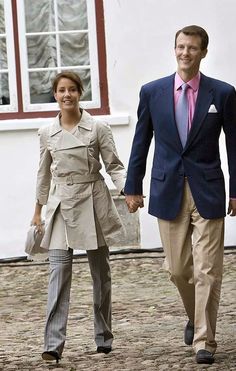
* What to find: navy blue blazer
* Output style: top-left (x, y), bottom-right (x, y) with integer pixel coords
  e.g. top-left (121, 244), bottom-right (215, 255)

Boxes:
top-left (124, 73), bottom-right (236, 220)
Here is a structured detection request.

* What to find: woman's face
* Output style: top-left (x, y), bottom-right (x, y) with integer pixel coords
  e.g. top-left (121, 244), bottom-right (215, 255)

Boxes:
top-left (54, 78), bottom-right (80, 111)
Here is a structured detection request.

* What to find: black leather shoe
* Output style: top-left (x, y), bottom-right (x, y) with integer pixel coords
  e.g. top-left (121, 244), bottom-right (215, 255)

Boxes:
top-left (42, 351), bottom-right (60, 363)
top-left (184, 320), bottom-right (194, 345)
top-left (196, 350), bottom-right (214, 364)
top-left (97, 346), bottom-right (112, 354)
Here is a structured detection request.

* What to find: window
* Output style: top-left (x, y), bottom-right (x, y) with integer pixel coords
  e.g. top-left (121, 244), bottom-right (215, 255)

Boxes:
top-left (0, 0), bottom-right (108, 119)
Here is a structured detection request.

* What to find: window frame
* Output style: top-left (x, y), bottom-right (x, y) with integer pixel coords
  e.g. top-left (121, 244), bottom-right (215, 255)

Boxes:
top-left (0, 0), bottom-right (109, 120)
top-left (17, 0), bottom-right (101, 112)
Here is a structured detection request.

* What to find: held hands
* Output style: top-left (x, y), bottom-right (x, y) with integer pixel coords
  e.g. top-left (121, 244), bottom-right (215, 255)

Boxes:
top-left (125, 195), bottom-right (145, 213)
top-left (227, 199), bottom-right (236, 216)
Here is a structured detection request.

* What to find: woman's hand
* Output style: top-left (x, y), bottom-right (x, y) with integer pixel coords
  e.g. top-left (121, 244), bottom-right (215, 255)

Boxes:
top-left (31, 202), bottom-right (44, 233)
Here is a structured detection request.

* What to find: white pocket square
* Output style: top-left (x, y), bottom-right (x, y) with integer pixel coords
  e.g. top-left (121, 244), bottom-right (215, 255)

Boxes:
top-left (208, 104), bottom-right (218, 113)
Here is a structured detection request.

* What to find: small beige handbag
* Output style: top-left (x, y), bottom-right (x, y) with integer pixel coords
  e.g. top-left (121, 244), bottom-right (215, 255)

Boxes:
top-left (25, 223), bottom-right (46, 255)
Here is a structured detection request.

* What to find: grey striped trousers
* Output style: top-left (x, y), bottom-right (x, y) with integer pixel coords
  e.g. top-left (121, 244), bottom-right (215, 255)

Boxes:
top-left (44, 246), bottom-right (113, 356)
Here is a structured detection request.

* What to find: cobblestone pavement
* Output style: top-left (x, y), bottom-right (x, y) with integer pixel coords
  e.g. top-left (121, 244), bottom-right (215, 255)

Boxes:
top-left (0, 250), bottom-right (235, 371)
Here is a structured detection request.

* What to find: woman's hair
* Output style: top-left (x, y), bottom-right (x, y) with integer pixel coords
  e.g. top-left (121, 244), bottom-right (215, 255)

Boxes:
top-left (52, 71), bottom-right (84, 95)
top-left (175, 25), bottom-right (209, 50)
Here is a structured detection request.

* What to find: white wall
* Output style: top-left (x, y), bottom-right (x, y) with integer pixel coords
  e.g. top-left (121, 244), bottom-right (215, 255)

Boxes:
top-left (0, 130), bottom-right (39, 258)
top-left (1, 0), bottom-right (236, 258)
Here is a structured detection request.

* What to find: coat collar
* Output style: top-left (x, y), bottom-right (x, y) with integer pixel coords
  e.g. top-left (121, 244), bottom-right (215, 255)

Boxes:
top-left (50, 109), bottom-right (94, 137)
top-left (50, 114), bottom-right (62, 137)
top-left (49, 110), bottom-right (94, 150)
top-left (78, 109), bottom-right (93, 131)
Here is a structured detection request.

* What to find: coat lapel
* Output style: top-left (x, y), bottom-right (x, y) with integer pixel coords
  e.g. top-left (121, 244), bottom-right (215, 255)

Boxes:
top-left (50, 114), bottom-right (88, 151)
top-left (159, 75), bottom-right (184, 152)
top-left (184, 74), bottom-right (214, 150)
top-left (55, 130), bottom-right (86, 150)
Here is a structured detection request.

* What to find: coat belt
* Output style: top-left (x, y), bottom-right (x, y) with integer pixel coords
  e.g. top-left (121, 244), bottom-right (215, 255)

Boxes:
top-left (52, 173), bottom-right (103, 185)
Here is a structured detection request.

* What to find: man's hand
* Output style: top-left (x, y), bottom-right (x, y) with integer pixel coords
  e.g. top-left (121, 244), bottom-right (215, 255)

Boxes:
top-left (125, 195), bottom-right (145, 213)
top-left (227, 199), bottom-right (236, 216)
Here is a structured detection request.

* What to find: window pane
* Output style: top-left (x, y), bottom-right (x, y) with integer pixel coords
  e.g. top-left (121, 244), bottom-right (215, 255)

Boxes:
top-left (81, 71), bottom-right (91, 101)
top-left (27, 35), bottom-right (57, 69)
top-left (0, 0), bottom-right (17, 111)
top-left (0, 36), bottom-right (7, 69)
top-left (0, 3), bottom-right (10, 106)
top-left (0, 1), bottom-right (7, 70)
top-left (0, 72), bottom-right (10, 104)
top-left (0, 0), bottom-right (5, 33)
top-left (60, 33), bottom-right (90, 66)
top-left (57, 0), bottom-right (88, 31)
top-left (24, 0), bottom-right (55, 33)
top-left (29, 70), bottom-right (56, 103)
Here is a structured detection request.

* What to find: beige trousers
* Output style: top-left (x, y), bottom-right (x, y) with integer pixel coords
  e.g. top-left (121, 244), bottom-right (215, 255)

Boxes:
top-left (158, 180), bottom-right (224, 354)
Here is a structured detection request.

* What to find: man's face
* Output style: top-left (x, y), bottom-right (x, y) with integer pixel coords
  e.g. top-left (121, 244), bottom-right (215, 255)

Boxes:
top-left (175, 32), bottom-right (207, 76)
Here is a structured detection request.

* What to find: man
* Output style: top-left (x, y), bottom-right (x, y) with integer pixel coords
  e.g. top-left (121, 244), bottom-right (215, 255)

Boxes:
top-left (124, 25), bottom-right (236, 364)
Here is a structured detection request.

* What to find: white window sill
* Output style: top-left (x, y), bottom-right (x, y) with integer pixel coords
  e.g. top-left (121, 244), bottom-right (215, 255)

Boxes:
top-left (0, 114), bottom-right (130, 131)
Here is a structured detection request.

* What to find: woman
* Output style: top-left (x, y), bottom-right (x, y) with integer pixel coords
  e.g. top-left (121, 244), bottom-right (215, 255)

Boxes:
top-left (31, 71), bottom-right (126, 363)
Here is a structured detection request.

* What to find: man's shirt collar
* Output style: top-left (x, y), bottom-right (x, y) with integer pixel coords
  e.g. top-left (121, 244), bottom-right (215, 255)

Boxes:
top-left (175, 72), bottom-right (201, 92)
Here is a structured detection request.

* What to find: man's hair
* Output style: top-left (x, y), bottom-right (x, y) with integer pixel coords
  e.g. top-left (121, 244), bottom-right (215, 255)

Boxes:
top-left (52, 71), bottom-right (84, 95)
top-left (175, 25), bottom-right (209, 50)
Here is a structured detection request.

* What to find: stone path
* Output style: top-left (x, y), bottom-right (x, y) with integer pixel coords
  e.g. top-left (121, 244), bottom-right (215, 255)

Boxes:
top-left (0, 250), bottom-right (235, 370)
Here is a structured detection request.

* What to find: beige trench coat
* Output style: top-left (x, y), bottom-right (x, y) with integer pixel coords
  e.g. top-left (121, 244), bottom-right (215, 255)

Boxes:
top-left (36, 110), bottom-right (126, 250)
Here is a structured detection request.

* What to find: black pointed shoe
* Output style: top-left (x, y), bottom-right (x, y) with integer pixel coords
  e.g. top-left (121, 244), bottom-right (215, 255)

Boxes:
top-left (196, 350), bottom-right (214, 364)
top-left (184, 320), bottom-right (194, 345)
top-left (97, 346), bottom-right (112, 354)
top-left (42, 351), bottom-right (60, 363)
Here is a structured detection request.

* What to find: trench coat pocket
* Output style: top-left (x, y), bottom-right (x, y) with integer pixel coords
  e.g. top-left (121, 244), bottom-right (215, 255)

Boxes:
top-left (151, 168), bottom-right (165, 181)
